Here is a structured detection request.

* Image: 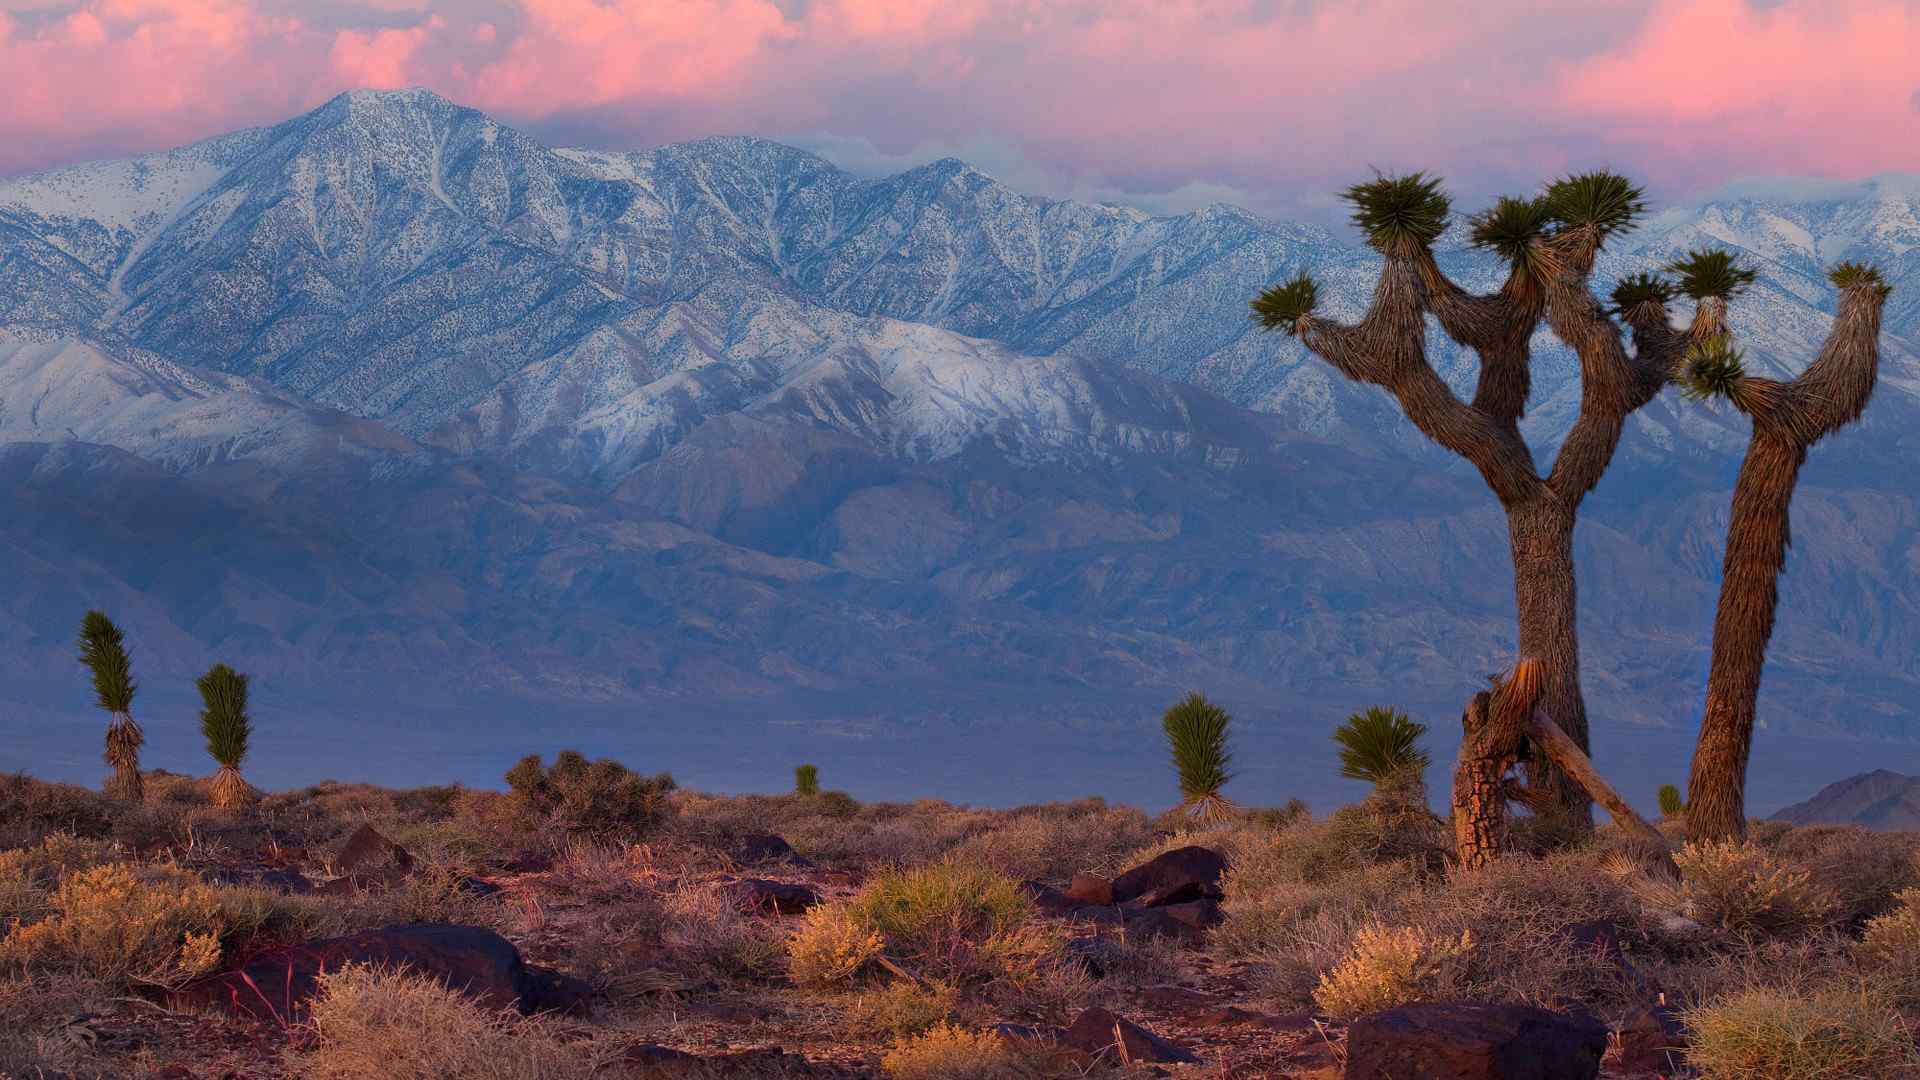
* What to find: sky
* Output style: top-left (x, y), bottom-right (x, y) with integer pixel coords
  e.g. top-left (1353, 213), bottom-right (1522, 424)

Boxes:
top-left (1, 0), bottom-right (1917, 224)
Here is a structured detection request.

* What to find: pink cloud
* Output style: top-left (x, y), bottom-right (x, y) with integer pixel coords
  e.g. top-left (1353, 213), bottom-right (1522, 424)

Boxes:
top-left (0, 0), bottom-right (1913, 220)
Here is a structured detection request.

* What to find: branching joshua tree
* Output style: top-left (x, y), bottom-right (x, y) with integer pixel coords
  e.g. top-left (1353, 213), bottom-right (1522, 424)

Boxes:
top-left (78, 610), bottom-right (143, 802)
top-left (1162, 692), bottom-right (1236, 822)
top-left (1679, 260), bottom-right (1893, 842)
top-left (198, 663), bottom-right (256, 810)
top-left (1254, 171), bottom-right (1691, 835)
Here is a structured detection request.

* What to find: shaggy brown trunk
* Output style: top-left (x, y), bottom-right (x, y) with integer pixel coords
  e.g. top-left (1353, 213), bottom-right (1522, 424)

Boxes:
top-left (104, 712), bottom-right (144, 803)
top-left (1507, 496), bottom-right (1592, 828)
top-left (1685, 433), bottom-right (1804, 842)
top-left (1452, 691), bottom-right (1515, 869)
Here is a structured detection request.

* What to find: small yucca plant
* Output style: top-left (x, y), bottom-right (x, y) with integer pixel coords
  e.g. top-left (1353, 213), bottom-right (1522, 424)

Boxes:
top-left (1658, 783), bottom-right (1686, 817)
top-left (1333, 706), bottom-right (1431, 789)
top-left (78, 611), bottom-right (143, 802)
top-left (1162, 692), bottom-right (1236, 823)
top-left (197, 663), bottom-right (255, 810)
top-left (795, 764), bottom-right (820, 797)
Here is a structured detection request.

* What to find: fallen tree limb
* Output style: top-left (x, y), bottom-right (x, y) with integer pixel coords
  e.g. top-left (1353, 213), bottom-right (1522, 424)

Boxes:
top-left (1525, 708), bottom-right (1673, 864)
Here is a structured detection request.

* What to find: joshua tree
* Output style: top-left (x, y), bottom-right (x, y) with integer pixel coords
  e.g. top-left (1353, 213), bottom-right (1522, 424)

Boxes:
top-left (1333, 706), bottom-right (1431, 791)
top-left (1657, 784), bottom-right (1685, 818)
top-left (78, 611), bottom-right (143, 802)
top-left (795, 764), bottom-right (820, 797)
top-left (1254, 172), bottom-right (1690, 831)
top-left (197, 663), bottom-right (256, 810)
top-left (1679, 261), bottom-right (1892, 842)
top-left (1162, 692), bottom-right (1236, 822)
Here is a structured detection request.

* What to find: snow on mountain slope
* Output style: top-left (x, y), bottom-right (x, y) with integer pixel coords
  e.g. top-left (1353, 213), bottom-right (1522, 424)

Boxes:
top-left (0, 330), bottom-right (421, 475)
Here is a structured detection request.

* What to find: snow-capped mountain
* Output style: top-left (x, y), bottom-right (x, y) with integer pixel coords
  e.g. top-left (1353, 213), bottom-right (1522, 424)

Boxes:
top-left (4, 89), bottom-right (1920, 752)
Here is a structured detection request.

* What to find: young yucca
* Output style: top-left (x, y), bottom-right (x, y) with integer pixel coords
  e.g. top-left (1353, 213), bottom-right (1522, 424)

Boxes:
top-left (1333, 707), bottom-right (1431, 789)
top-left (78, 610), bottom-right (143, 802)
top-left (794, 764), bottom-right (820, 797)
top-left (1162, 692), bottom-right (1236, 823)
top-left (1657, 784), bottom-right (1686, 818)
top-left (197, 663), bottom-right (256, 810)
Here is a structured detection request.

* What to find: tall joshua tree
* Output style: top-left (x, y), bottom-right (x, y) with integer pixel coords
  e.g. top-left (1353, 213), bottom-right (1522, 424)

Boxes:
top-left (1162, 692), bottom-right (1236, 822)
top-left (1678, 259), bottom-right (1892, 842)
top-left (1253, 171), bottom-right (1693, 831)
top-left (198, 663), bottom-right (256, 810)
top-left (78, 610), bottom-right (143, 802)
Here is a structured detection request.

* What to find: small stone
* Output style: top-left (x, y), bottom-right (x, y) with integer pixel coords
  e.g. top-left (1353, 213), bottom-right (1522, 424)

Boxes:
top-left (1614, 1004), bottom-right (1688, 1075)
top-left (1062, 1006), bottom-right (1198, 1064)
top-left (1065, 872), bottom-right (1114, 906)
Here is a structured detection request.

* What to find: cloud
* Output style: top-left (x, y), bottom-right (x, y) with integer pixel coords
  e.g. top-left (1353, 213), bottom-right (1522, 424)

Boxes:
top-left (0, 0), bottom-right (1915, 227)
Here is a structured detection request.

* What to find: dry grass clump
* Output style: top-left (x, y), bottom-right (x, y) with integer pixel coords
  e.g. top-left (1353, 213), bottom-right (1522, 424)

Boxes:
top-left (788, 902), bottom-right (887, 987)
top-left (947, 801), bottom-right (1158, 881)
top-left (1682, 985), bottom-right (1920, 1079)
top-left (1311, 922), bottom-right (1473, 1019)
top-left (296, 964), bottom-right (617, 1080)
top-left (660, 881), bottom-right (786, 981)
top-left (0, 862), bottom-right (225, 985)
top-left (1631, 841), bottom-right (1839, 937)
top-left (879, 1024), bottom-right (1068, 1080)
top-left (848, 978), bottom-right (966, 1039)
top-left (0, 774), bottom-right (118, 849)
top-left (1763, 826), bottom-right (1920, 927)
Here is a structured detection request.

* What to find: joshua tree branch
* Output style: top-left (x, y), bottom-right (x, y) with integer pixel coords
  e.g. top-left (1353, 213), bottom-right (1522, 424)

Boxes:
top-left (1415, 251), bottom-right (1544, 431)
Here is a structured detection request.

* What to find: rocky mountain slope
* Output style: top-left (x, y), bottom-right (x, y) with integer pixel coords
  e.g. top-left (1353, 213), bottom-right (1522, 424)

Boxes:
top-left (3, 89), bottom-right (1920, 752)
top-left (1772, 770), bottom-right (1920, 830)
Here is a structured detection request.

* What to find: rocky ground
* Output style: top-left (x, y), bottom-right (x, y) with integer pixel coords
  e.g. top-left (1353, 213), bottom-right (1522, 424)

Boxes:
top-left (2, 767), bottom-right (1917, 1078)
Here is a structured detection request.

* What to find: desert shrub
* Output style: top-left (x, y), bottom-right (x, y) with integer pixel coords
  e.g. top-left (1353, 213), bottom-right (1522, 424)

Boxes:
top-left (1312, 922), bottom-right (1473, 1019)
top-left (1859, 887), bottom-right (1920, 965)
top-left (1216, 859), bottom-right (1417, 960)
top-left (849, 979), bottom-right (964, 1039)
top-left (660, 883), bottom-right (785, 980)
top-left (818, 790), bottom-right (861, 817)
top-left (1248, 798), bottom-right (1312, 830)
top-left (788, 904), bottom-right (886, 987)
top-left (1683, 985), bottom-right (1919, 1079)
top-left (0, 862), bottom-right (225, 985)
top-left (298, 964), bottom-right (614, 1080)
top-left (880, 1024), bottom-right (1036, 1080)
top-left (946, 805), bottom-right (1157, 882)
top-left (1766, 826), bottom-right (1920, 928)
top-left (1659, 841), bottom-right (1839, 936)
top-left (503, 751), bottom-right (675, 838)
top-left (0, 774), bottom-right (117, 847)
top-left (795, 765), bottom-right (820, 797)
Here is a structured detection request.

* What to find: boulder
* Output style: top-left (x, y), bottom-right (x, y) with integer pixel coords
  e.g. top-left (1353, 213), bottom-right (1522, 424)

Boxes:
top-left (734, 833), bottom-right (814, 867)
top-left (729, 879), bottom-right (821, 915)
top-left (1062, 1006), bottom-right (1198, 1064)
top-left (1613, 1004), bottom-right (1688, 1075)
top-left (170, 923), bottom-right (584, 1020)
top-left (1019, 880), bottom-right (1083, 915)
top-left (500, 849), bottom-right (555, 874)
top-left (1122, 902), bottom-right (1216, 946)
top-left (1345, 1002), bottom-right (1608, 1080)
top-left (335, 824), bottom-right (413, 876)
top-left (1109, 846), bottom-right (1226, 904)
top-left (1065, 873), bottom-right (1114, 906)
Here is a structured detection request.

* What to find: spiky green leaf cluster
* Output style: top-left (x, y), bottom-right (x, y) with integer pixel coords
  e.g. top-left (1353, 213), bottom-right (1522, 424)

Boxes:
top-left (795, 763), bottom-right (820, 797)
top-left (1829, 261), bottom-right (1893, 301)
top-left (1341, 172), bottom-right (1451, 250)
top-left (1678, 333), bottom-right (1748, 401)
top-left (1665, 249), bottom-right (1757, 300)
top-left (1332, 706), bottom-right (1431, 787)
top-left (1162, 692), bottom-right (1234, 803)
top-left (197, 663), bottom-right (251, 769)
top-left (1250, 273), bottom-right (1318, 334)
top-left (77, 610), bottom-right (136, 714)
top-left (1543, 172), bottom-right (1646, 242)
top-left (1657, 783), bottom-right (1686, 817)
top-left (1609, 272), bottom-right (1676, 316)
top-left (1468, 195), bottom-right (1554, 268)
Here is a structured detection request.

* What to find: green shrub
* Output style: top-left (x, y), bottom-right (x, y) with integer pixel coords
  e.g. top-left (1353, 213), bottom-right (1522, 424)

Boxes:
top-left (1684, 986), bottom-right (1919, 1079)
top-left (818, 790), bottom-right (860, 817)
top-left (791, 863), bottom-right (1055, 989)
top-left (881, 1024), bottom-right (1032, 1080)
top-left (795, 765), bottom-right (820, 797)
top-left (848, 979), bottom-right (964, 1039)
top-left (503, 751), bottom-right (675, 838)
top-left (1658, 784), bottom-right (1686, 817)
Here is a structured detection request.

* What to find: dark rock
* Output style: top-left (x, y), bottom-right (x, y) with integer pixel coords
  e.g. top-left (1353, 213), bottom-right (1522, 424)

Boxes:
top-left (501, 849), bottom-right (555, 874)
top-left (1133, 880), bottom-right (1222, 907)
top-left (1021, 881), bottom-right (1083, 915)
top-left (1123, 905), bottom-right (1209, 946)
top-left (989, 1022), bottom-right (1066, 1046)
top-left (521, 965), bottom-right (594, 1016)
top-left (1065, 872), bottom-right (1114, 906)
top-left (1191, 1005), bottom-right (1276, 1028)
top-left (1156, 898), bottom-right (1224, 930)
top-left (1345, 1002), bottom-right (1608, 1080)
top-left (1062, 1006), bottom-right (1198, 1064)
top-left (171, 923), bottom-right (556, 1020)
top-left (734, 833), bottom-right (814, 867)
top-left (1614, 1004), bottom-right (1688, 1075)
top-left (1135, 984), bottom-right (1219, 1011)
top-left (335, 824), bottom-right (413, 876)
top-left (730, 878), bottom-right (821, 915)
top-left (1109, 846), bottom-right (1226, 904)
top-left (457, 875), bottom-right (504, 898)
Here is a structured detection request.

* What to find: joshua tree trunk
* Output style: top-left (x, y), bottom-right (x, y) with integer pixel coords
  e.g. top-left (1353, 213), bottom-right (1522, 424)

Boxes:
top-left (1684, 271), bottom-right (1890, 842)
top-left (104, 711), bottom-right (145, 802)
top-left (1507, 496), bottom-right (1588, 823)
